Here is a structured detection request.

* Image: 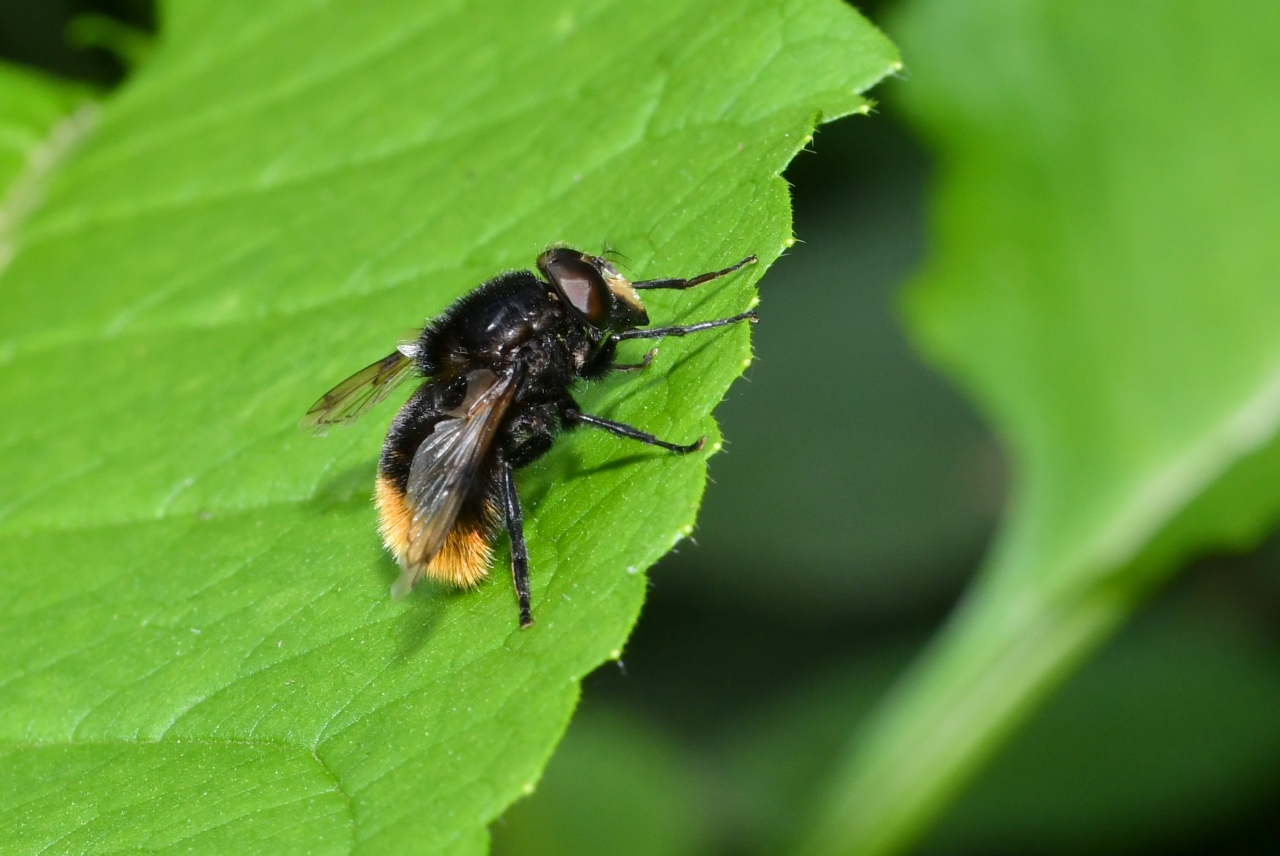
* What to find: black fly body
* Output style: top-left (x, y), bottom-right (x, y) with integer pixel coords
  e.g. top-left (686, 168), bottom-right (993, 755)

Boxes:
top-left (302, 247), bottom-right (756, 628)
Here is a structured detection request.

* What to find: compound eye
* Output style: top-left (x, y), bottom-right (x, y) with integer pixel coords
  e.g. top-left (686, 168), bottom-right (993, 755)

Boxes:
top-left (538, 249), bottom-right (611, 327)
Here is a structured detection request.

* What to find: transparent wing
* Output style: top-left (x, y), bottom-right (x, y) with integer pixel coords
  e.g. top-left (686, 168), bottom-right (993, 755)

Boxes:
top-left (300, 349), bottom-right (416, 435)
top-left (390, 368), bottom-right (517, 597)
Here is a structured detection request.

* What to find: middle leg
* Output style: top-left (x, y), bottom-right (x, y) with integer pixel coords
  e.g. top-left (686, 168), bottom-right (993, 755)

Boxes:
top-left (564, 409), bottom-right (705, 454)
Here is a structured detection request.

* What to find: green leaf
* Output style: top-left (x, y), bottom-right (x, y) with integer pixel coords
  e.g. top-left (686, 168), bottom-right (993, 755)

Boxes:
top-left (694, 597), bottom-right (1280, 856)
top-left (0, 1), bottom-right (897, 854)
top-left (920, 602), bottom-right (1280, 854)
top-left (801, 1), bottom-right (1280, 854)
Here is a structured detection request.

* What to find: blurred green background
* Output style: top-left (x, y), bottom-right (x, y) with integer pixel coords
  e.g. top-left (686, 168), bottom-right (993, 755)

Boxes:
top-left (7, 1), bottom-right (1279, 854)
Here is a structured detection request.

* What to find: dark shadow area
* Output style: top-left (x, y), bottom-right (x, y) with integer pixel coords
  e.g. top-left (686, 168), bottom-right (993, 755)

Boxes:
top-left (0, 0), bottom-right (152, 85)
top-left (393, 581), bottom-right (465, 660)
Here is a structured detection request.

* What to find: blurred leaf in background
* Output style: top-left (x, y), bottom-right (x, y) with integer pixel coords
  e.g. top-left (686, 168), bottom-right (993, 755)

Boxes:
top-left (0, 0), bottom-right (898, 853)
top-left (919, 592), bottom-right (1280, 855)
top-left (805, 1), bottom-right (1280, 854)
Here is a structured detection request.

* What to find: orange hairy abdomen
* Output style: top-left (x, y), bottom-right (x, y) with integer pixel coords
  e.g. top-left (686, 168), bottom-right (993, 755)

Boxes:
top-left (375, 474), bottom-right (493, 589)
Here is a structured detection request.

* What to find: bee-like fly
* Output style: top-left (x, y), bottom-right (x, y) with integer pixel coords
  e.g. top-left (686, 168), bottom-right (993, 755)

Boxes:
top-left (303, 247), bottom-right (756, 628)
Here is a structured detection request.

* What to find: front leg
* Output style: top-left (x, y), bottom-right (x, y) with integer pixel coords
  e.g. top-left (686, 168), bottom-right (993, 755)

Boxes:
top-left (616, 310), bottom-right (756, 342)
top-left (631, 255), bottom-right (757, 290)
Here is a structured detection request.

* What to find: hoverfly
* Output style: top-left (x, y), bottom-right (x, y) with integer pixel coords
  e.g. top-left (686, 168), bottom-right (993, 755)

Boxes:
top-left (303, 247), bottom-right (756, 627)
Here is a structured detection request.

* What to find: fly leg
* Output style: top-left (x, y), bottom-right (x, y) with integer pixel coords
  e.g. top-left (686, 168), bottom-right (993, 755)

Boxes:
top-left (631, 255), bottom-right (757, 290)
top-left (498, 457), bottom-right (534, 629)
top-left (564, 409), bottom-right (705, 454)
top-left (615, 310), bottom-right (756, 341)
